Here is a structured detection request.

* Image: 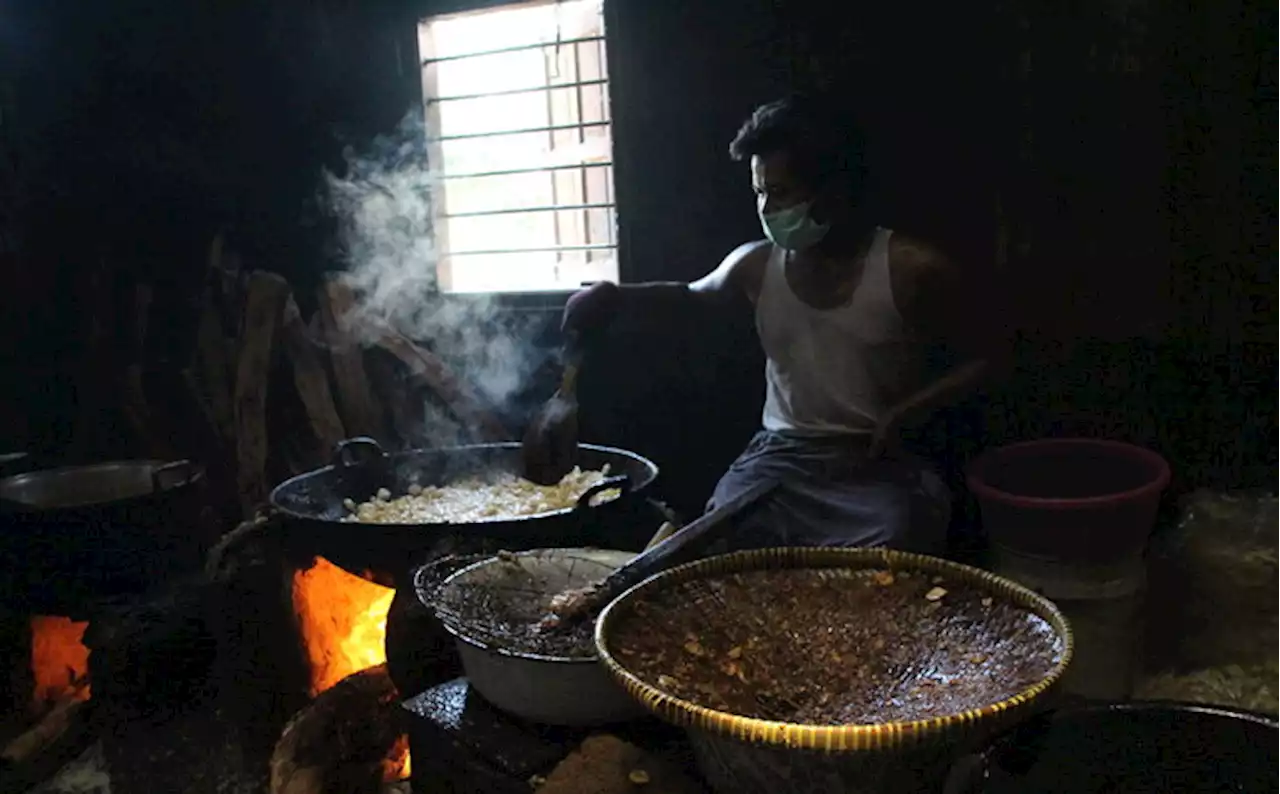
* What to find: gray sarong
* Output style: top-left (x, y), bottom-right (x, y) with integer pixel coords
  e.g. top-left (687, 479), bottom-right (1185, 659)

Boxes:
top-left (704, 430), bottom-right (951, 555)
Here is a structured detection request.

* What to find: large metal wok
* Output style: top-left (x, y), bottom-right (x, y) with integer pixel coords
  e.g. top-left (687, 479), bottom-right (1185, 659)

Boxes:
top-left (269, 437), bottom-right (659, 586)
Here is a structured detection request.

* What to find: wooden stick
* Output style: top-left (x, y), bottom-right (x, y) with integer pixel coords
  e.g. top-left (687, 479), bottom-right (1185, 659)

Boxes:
top-left (234, 271), bottom-right (290, 516)
top-left (281, 294), bottom-right (346, 458)
top-left (373, 332), bottom-right (509, 442)
top-left (644, 522), bottom-right (678, 550)
top-left (192, 236), bottom-right (236, 443)
top-left (316, 280), bottom-right (385, 440)
top-left (70, 257), bottom-right (115, 461)
top-left (269, 664), bottom-right (405, 794)
top-left (119, 282), bottom-right (171, 459)
top-left (0, 688), bottom-right (87, 765)
top-left (363, 348), bottom-right (417, 448)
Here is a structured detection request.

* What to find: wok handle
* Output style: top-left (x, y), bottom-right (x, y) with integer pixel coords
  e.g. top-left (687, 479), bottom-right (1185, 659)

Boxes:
top-left (332, 437), bottom-right (389, 470)
top-left (573, 474), bottom-right (630, 511)
top-left (645, 497), bottom-right (682, 527)
top-left (152, 460), bottom-right (198, 492)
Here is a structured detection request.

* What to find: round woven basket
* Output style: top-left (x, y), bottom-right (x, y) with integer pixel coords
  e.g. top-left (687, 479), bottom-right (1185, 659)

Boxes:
top-left (594, 547), bottom-right (1074, 794)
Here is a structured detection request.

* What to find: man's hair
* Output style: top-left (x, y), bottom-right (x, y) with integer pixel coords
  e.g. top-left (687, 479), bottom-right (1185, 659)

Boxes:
top-left (728, 95), bottom-right (867, 198)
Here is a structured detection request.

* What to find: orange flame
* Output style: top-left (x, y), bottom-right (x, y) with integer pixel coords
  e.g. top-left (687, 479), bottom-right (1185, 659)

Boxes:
top-left (384, 734), bottom-right (412, 780)
top-left (29, 616), bottom-right (91, 712)
top-left (291, 556), bottom-right (410, 780)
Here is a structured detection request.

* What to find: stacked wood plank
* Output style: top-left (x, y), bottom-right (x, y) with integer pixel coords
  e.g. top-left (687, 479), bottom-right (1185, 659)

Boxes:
top-left (268, 664), bottom-right (406, 794)
top-left (184, 236), bottom-right (509, 519)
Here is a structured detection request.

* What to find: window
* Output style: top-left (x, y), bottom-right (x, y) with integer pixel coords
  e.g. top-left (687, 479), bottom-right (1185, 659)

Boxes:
top-left (418, 0), bottom-right (617, 294)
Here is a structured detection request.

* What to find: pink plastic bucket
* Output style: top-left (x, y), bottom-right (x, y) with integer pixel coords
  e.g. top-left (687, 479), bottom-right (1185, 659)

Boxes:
top-left (967, 438), bottom-right (1171, 567)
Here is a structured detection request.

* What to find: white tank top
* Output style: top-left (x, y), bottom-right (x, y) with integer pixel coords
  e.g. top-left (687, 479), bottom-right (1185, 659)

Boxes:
top-left (756, 228), bottom-right (925, 436)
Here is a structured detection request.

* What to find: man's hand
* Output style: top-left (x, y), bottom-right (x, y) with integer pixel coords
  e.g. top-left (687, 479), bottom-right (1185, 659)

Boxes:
top-left (868, 411), bottom-right (903, 460)
top-left (562, 281), bottom-right (622, 337)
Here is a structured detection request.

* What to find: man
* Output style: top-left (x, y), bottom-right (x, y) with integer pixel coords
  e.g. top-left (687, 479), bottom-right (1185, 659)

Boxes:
top-left (563, 95), bottom-right (1003, 554)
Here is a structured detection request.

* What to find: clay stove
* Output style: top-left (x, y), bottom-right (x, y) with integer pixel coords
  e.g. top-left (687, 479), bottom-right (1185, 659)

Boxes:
top-left (6, 249), bottom-right (548, 792)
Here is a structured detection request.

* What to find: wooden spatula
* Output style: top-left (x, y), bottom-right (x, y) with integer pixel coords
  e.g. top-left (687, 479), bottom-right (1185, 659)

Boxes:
top-left (537, 477), bottom-right (780, 632)
top-left (522, 332), bottom-right (584, 486)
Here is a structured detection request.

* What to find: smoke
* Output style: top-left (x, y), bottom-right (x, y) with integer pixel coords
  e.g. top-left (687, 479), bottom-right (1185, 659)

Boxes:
top-left (324, 112), bottom-right (545, 443)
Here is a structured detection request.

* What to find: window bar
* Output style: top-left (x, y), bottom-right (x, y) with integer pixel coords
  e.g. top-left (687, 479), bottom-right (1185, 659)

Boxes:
top-left (599, 37), bottom-right (616, 249)
top-left (444, 202), bottom-right (614, 219)
top-left (449, 244), bottom-right (616, 256)
top-left (427, 78), bottom-right (607, 105)
top-left (544, 50), bottom-right (562, 280)
top-left (574, 41), bottom-right (592, 271)
top-left (427, 121), bottom-right (608, 143)
top-left (421, 35), bottom-right (604, 66)
top-left (419, 23), bottom-right (452, 292)
top-left (441, 162), bottom-right (612, 180)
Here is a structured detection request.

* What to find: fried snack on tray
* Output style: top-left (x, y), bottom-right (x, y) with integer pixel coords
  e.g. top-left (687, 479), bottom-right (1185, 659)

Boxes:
top-left (341, 466), bottom-right (619, 524)
top-left (534, 735), bottom-right (703, 794)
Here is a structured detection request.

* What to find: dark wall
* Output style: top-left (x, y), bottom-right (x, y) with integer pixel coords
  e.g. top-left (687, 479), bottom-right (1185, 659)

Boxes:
top-left (1, 0), bottom-right (1274, 518)
top-left (1, 0), bottom-right (419, 456)
top-left (583, 0), bottom-right (1278, 516)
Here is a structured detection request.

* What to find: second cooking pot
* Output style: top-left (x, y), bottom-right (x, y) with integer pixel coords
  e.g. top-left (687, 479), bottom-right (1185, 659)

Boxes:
top-left (0, 459), bottom-right (212, 611)
top-left (943, 700), bottom-right (1278, 793)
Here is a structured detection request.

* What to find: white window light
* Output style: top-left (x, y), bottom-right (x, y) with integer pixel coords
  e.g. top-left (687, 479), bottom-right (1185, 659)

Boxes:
top-left (418, 0), bottom-right (618, 294)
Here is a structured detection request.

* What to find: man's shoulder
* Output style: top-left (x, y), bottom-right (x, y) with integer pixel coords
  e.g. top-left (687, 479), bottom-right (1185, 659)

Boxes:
top-left (690, 239), bottom-right (772, 300)
top-left (884, 231), bottom-right (961, 325)
top-left (721, 239), bottom-right (772, 298)
top-left (886, 231), bottom-right (956, 281)
top-left (724, 238), bottom-right (773, 267)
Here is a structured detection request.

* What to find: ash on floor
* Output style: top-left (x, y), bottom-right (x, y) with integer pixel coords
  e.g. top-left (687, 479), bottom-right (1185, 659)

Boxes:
top-left (24, 704), bottom-right (268, 794)
top-left (27, 743), bottom-right (110, 794)
top-left (27, 725), bottom-right (411, 794)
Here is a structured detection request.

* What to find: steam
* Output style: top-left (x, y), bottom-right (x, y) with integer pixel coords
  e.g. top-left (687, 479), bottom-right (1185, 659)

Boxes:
top-left (324, 112), bottom-right (544, 444)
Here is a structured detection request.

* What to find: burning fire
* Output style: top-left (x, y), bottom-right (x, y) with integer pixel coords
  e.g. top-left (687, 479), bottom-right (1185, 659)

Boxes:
top-left (291, 556), bottom-right (410, 780)
top-left (29, 616), bottom-right (91, 712)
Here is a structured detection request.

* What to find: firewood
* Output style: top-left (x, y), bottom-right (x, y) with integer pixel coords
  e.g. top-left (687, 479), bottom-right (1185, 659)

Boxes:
top-left (119, 283), bottom-right (177, 459)
top-left (133, 281), bottom-right (152, 355)
top-left (282, 294), bottom-right (346, 457)
top-left (269, 664), bottom-right (406, 794)
top-left (316, 280), bottom-right (385, 440)
top-left (373, 332), bottom-right (509, 442)
top-left (181, 367), bottom-right (220, 441)
top-left (0, 685), bottom-right (87, 765)
top-left (191, 235), bottom-right (236, 443)
top-left (70, 258), bottom-right (117, 460)
top-left (234, 271), bottom-right (290, 516)
top-left (217, 246), bottom-right (245, 335)
top-left (363, 348), bottom-right (417, 449)
top-left (119, 363), bottom-right (154, 455)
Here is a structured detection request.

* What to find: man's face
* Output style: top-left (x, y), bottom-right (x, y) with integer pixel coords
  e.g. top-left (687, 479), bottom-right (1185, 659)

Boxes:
top-left (751, 151), bottom-right (813, 217)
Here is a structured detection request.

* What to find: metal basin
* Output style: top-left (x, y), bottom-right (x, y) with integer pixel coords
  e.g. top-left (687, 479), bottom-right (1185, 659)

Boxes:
top-left (428, 548), bottom-right (646, 727)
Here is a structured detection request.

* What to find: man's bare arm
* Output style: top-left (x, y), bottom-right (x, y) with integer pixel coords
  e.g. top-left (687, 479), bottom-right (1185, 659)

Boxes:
top-left (688, 239), bottom-right (771, 303)
top-left (600, 240), bottom-right (771, 312)
top-left (562, 240), bottom-right (771, 335)
top-left (885, 238), bottom-right (1010, 426)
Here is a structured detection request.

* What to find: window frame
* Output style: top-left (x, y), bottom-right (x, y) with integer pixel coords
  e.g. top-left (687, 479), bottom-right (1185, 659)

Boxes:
top-left (411, 0), bottom-right (626, 307)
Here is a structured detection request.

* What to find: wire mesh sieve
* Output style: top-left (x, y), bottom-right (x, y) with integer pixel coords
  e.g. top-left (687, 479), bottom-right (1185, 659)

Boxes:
top-left (430, 549), bottom-right (623, 658)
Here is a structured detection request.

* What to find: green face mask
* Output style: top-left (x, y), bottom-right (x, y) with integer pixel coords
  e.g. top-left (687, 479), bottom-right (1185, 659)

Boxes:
top-left (759, 200), bottom-right (830, 251)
